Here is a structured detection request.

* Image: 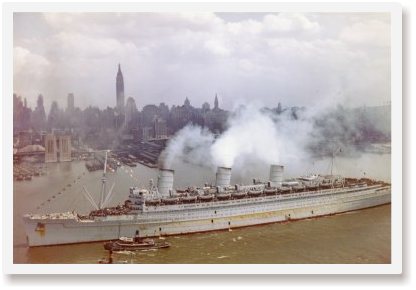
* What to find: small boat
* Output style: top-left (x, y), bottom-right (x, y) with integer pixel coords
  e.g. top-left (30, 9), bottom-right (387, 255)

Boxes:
top-left (104, 234), bottom-right (170, 252)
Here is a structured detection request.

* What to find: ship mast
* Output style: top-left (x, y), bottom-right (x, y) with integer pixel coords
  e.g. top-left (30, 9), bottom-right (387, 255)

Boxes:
top-left (99, 151), bottom-right (108, 209)
top-left (329, 141), bottom-right (341, 176)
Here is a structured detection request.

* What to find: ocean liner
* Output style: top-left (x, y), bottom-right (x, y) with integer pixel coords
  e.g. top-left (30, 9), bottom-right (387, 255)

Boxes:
top-left (22, 154), bottom-right (391, 247)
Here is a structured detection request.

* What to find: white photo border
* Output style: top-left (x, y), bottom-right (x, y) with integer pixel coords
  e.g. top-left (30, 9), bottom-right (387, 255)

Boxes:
top-left (2, 1), bottom-right (402, 275)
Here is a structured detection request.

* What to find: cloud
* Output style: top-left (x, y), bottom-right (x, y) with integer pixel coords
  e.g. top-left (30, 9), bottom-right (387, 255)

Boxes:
top-left (340, 19), bottom-right (390, 47)
top-left (13, 12), bottom-right (391, 111)
top-left (204, 38), bottom-right (231, 56)
top-left (263, 13), bottom-right (320, 34)
top-left (14, 46), bottom-right (50, 76)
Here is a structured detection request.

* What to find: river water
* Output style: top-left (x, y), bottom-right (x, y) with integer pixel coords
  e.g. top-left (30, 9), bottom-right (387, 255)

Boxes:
top-left (13, 153), bottom-right (391, 264)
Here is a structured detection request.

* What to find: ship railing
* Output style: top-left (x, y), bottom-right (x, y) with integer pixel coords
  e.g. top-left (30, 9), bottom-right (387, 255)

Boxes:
top-left (141, 183), bottom-right (385, 210)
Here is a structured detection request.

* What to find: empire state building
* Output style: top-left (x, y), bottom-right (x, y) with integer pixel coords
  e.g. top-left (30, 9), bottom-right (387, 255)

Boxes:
top-left (116, 63), bottom-right (125, 114)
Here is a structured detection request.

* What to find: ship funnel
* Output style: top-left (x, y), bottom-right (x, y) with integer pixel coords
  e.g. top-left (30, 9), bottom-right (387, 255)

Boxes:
top-left (269, 165), bottom-right (283, 188)
top-left (215, 167), bottom-right (232, 188)
top-left (157, 168), bottom-right (174, 196)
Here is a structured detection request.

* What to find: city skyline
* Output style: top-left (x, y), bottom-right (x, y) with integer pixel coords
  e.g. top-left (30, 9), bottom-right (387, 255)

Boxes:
top-left (14, 12), bottom-right (390, 112)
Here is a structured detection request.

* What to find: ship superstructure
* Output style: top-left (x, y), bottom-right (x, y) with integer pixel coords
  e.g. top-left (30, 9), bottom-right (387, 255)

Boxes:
top-left (23, 162), bottom-right (391, 247)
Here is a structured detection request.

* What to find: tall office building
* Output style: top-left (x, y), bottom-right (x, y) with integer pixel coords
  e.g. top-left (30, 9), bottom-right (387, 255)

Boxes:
top-left (214, 94), bottom-right (219, 110)
top-left (67, 93), bottom-right (74, 111)
top-left (116, 64), bottom-right (125, 114)
top-left (125, 96), bottom-right (138, 129)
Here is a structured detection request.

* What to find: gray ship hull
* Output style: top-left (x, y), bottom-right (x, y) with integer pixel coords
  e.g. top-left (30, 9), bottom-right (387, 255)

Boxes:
top-left (23, 185), bottom-right (390, 247)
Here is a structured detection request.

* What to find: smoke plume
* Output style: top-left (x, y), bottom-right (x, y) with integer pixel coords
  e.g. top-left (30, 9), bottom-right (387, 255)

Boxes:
top-left (159, 102), bottom-right (313, 171)
top-left (158, 125), bottom-right (216, 169)
top-left (158, 101), bottom-right (390, 181)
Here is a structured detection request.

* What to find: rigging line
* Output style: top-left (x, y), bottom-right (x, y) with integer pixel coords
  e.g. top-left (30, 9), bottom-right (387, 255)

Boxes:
top-left (82, 185), bottom-right (99, 210)
top-left (102, 182), bottom-right (116, 208)
top-left (34, 170), bottom-right (89, 212)
top-left (107, 162), bottom-right (119, 204)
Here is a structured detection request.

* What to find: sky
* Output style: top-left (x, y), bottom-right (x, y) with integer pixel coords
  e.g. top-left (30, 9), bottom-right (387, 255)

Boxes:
top-left (13, 12), bottom-right (391, 112)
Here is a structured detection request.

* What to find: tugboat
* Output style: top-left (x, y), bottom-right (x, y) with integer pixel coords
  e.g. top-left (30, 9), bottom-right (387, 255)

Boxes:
top-left (103, 230), bottom-right (170, 252)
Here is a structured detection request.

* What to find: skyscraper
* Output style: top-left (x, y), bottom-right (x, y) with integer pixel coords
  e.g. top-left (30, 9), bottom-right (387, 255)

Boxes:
top-left (67, 93), bottom-right (74, 111)
top-left (116, 64), bottom-right (125, 114)
top-left (214, 94), bottom-right (219, 110)
top-left (125, 96), bottom-right (138, 129)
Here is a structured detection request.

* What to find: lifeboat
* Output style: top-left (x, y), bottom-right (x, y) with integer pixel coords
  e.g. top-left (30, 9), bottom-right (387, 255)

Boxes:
top-left (264, 188), bottom-right (277, 195)
top-left (175, 188), bottom-right (188, 194)
top-left (279, 187), bottom-right (291, 194)
top-left (181, 196), bottom-right (197, 203)
top-left (198, 194), bottom-right (214, 202)
top-left (145, 199), bottom-right (161, 206)
top-left (292, 185), bottom-right (306, 192)
top-left (170, 192), bottom-right (187, 198)
top-left (216, 193), bottom-right (231, 200)
top-left (231, 192), bottom-right (247, 199)
top-left (306, 184), bottom-right (319, 191)
top-left (161, 197), bottom-right (179, 204)
top-left (247, 190), bottom-right (262, 197)
top-left (319, 183), bottom-right (332, 189)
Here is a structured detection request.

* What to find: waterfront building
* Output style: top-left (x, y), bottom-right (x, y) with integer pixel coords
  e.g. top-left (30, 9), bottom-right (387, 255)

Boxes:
top-left (158, 102), bottom-right (170, 121)
top-left (153, 117), bottom-right (168, 140)
top-left (142, 104), bottom-right (160, 126)
top-left (142, 126), bottom-right (154, 141)
top-left (16, 131), bottom-right (33, 149)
